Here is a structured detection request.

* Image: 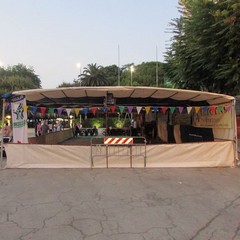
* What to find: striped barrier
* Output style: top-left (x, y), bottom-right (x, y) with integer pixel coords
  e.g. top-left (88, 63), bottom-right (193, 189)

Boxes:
top-left (104, 137), bottom-right (133, 145)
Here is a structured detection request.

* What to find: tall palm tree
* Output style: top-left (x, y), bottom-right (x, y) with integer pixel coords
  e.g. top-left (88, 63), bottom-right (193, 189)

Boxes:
top-left (80, 63), bottom-right (109, 86)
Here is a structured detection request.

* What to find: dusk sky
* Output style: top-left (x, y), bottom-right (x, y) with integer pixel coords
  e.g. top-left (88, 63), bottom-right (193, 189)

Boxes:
top-left (0, 0), bottom-right (180, 89)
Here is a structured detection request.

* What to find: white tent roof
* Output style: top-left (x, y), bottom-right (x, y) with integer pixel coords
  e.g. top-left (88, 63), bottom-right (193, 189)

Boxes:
top-left (12, 86), bottom-right (234, 107)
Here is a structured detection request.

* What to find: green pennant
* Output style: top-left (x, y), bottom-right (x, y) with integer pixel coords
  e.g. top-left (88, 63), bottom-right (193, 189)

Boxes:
top-left (217, 105), bottom-right (223, 113)
top-left (49, 108), bottom-right (55, 116)
top-left (169, 107), bottom-right (176, 114)
top-left (119, 106), bottom-right (125, 114)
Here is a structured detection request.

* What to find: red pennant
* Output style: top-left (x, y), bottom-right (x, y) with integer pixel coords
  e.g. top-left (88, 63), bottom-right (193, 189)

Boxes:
top-left (210, 106), bottom-right (216, 114)
top-left (91, 107), bottom-right (97, 116)
top-left (161, 106), bottom-right (167, 114)
top-left (40, 107), bottom-right (46, 115)
top-left (110, 105), bottom-right (116, 113)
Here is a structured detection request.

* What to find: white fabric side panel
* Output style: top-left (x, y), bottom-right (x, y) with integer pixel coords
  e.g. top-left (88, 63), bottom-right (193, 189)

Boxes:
top-left (213, 128), bottom-right (234, 141)
top-left (5, 141), bottom-right (234, 168)
top-left (146, 141), bottom-right (234, 168)
top-left (5, 144), bottom-right (91, 168)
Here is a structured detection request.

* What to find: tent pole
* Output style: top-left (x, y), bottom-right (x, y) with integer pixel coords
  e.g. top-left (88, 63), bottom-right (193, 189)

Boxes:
top-left (232, 99), bottom-right (238, 167)
top-left (0, 98), bottom-right (6, 169)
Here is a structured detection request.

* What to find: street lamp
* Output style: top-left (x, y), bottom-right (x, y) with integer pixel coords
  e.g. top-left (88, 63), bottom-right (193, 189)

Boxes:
top-left (130, 65), bottom-right (134, 86)
top-left (76, 63), bottom-right (82, 86)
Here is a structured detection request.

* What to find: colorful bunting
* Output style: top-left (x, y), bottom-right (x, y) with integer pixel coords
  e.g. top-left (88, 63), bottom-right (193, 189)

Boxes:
top-left (49, 108), bottom-right (55, 116)
top-left (202, 106), bottom-right (208, 114)
top-left (119, 106), bottom-right (125, 114)
top-left (145, 106), bottom-right (151, 114)
top-left (91, 107), bottom-right (97, 116)
top-left (31, 106), bottom-right (38, 114)
top-left (210, 106), bottom-right (216, 114)
top-left (66, 108), bottom-right (72, 117)
top-left (195, 107), bottom-right (201, 114)
top-left (161, 106), bottom-right (167, 114)
top-left (153, 107), bottom-right (158, 113)
top-left (74, 108), bottom-right (80, 117)
top-left (225, 105), bottom-right (231, 112)
top-left (57, 107), bottom-right (63, 117)
top-left (136, 106), bottom-right (142, 114)
top-left (178, 106), bottom-right (184, 114)
top-left (127, 106), bottom-right (133, 113)
top-left (110, 105), bottom-right (116, 113)
top-left (102, 106), bottom-right (107, 113)
top-left (40, 107), bottom-right (46, 115)
top-left (217, 106), bottom-right (223, 113)
top-left (187, 107), bottom-right (192, 114)
top-left (23, 105), bottom-right (28, 113)
top-left (169, 107), bottom-right (176, 114)
top-left (83, 108), bottom-right (89, 115)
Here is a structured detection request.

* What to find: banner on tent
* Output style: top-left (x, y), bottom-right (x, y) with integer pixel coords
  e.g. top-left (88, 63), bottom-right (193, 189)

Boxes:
top-left (193, 109), bottom-right (232, 129)
top-left (11, 95), bottom-right (28, 143)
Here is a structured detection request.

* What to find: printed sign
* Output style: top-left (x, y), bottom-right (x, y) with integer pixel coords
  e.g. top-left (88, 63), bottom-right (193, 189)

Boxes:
top-left (11, 95), bottom-right (28, 143)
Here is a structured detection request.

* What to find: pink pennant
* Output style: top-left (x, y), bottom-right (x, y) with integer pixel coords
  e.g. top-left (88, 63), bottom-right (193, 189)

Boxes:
top-left (161, 106), bottom-right (167, 114)
top-left (178, 106), bottom-right (184, 114)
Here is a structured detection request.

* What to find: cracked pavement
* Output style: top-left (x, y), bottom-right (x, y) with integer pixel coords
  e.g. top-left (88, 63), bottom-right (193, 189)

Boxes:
top-left (0, 168), bottom-right (240, 240)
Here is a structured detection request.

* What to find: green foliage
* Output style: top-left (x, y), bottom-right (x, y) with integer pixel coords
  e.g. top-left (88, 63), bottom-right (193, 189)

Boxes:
top-left (81, 63), bottom-right (110, 86)
top-left (0, 64), bottom-right (41, 95)
top-left (165, 0), bottom-right (240, 95)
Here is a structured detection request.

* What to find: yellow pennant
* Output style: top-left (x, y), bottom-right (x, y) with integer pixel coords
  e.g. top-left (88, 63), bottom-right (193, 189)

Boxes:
top-left (195, 106), bottom-right (201, 113)
top-left (74, 108), bottom-right (81, 117)
top-left (145, 106), bottom-right (151, 114)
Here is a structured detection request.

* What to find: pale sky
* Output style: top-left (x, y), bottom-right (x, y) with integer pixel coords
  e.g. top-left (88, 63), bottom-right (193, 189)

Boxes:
top-left (0, 0), bottom-right (180, 89)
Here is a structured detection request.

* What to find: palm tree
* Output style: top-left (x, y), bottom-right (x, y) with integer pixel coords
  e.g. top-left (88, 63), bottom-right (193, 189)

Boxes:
top-left (80, 63), bottom-right (109, 86)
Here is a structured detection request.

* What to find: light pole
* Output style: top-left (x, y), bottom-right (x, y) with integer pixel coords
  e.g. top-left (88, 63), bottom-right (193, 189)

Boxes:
top-left (76, 63), bottom-right (82, 86)
top-left (130, 65), bottom-right (134, 86)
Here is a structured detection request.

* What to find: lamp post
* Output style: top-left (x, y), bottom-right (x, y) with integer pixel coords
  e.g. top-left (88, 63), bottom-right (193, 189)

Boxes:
top-left (76, 63), bottom-right (82, 86)
top-left (130, 65), bottom-right (134, 86)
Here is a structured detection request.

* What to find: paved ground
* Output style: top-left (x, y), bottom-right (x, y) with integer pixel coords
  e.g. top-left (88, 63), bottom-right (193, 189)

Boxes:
top-left (0, 168), bottom-right (240, 240)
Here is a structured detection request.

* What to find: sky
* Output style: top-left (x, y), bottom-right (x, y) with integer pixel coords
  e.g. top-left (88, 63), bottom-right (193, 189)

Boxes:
top-left (0, 0), bottom-right (180, 89)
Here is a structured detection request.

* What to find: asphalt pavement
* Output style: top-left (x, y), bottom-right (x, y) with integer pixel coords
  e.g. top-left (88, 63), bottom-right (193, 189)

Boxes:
top-left (0, 168), bottom-right (240, 240)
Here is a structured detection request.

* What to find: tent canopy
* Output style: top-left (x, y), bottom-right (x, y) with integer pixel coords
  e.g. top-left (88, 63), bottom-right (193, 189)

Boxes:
top-left (12, 86), bottom-right (234, 108)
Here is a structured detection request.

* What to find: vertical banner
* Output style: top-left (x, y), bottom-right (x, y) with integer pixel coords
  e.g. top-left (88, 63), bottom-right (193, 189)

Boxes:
top-left (11, 95), bottom-right (28, 143)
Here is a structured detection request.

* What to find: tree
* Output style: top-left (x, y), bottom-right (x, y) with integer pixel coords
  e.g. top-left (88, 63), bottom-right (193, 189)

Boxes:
top-left (165, 0), bottom-right (240, 95)
top-left (80, 63), bottom-right (109, 86)
top-left (0, 64), bottom-right (41, 95)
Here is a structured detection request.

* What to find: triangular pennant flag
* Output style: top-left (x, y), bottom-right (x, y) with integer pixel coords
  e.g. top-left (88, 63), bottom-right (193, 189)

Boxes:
top-left (57, 107), bottom-right (63, 117)
top-left (23, 105), bottom-right (28, 113)
top-left (102, 106), bottom-right (107, 113)
top-left (66, 108), bottom-right (72, 117)
top-left (110, 105), bottom-right (116, 113)
top-left (119, 106), bottom-right (125, 114)
top-left (136, 106), bottom-right (142, 114)
top-left (187, 107), bottom-right (192, 114)
top-left (202, 106), bottom-right (208, 114)
top-left (145, 106), bottom-right (151, 114)
top-left (210, 106), bottom-right (216, 114)
top-left (217, 106), bottom-right (223, 113)
top-left (153, 107), bottom-right (158, 113)
top-left (161, 106), bottom-right (167, 114)
top-left (40, 107), bottom-right (47, 115)
top-left (225, 105), bottom-right (231, 112)
top-left (91, 107), bottom-right (97, 116)
top-left (127, 106), bottom-right (133, 113)
top-left (74, 108), bottom-right (80, 117)
top-left (195, 107), bottom-right (201, 114)
top-left (31, 106), bottom-right (38, 114)
top-left (83, 108), bottom-right (89, 115)
top-left (169, 107), bottom-right (176, 114)
top-left (49, 108), bottom-right (55, 116)
top-left (178, 106), bottom-right (184, 114)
